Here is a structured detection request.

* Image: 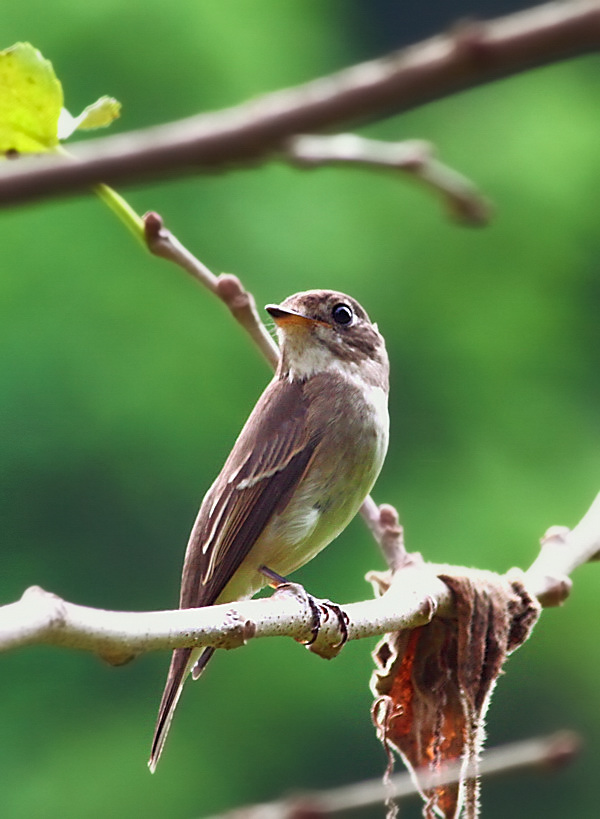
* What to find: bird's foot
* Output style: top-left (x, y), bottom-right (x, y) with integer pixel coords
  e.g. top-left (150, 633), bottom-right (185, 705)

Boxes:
top-left (259, 565), bottom-right (349, 659)
top-left (306, 596), bottom-right (349, 653)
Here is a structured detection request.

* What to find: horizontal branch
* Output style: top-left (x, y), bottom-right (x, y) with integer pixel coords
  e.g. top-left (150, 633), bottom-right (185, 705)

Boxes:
top-left (0, 491), bottom-right (597, 663)
top-left (0, 569), bottom-right (453, 664)
top-left (0, 0), bottom-right (598, 206)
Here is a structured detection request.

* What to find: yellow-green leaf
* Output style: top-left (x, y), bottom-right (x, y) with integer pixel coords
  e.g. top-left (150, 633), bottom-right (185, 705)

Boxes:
top-left (0, 42), bottom-right (122, 154)
top-left (58, 96), bottom-right (121, 140)
top-left (0, 42), bottom-right (63, 153)
top-left (0, 41), bottom-right (140, 243)
top-left (74, 96), bottom-right (121, 131)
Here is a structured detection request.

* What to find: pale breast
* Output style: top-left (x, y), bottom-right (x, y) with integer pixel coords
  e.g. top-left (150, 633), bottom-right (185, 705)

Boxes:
top-left (217, 370), bottom-right (389, 603)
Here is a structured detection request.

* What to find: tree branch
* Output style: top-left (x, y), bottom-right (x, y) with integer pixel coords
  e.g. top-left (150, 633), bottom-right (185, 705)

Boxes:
top-left (142, 211), bottom-right (385, 532)
top-left (0, 0), bottom-right (598, 206)
top-left (144, 212), bottom-right (280, 368)
top-left (524, 491), bottom-right (600, 606)
top-left (206, 731), bottom-right (580, 818)
top-left (285, 134), bottom-right (492, 226)
top-left (1, 491), bottom-right (597, 662)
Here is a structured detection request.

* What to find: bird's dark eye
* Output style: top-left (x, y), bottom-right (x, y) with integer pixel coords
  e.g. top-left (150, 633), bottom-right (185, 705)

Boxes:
top-left (331, 303), bottom-right (353, 326)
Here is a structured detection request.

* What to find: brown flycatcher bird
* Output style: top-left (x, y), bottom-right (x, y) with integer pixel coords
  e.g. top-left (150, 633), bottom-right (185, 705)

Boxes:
top-left (149, 289), bottom-right (389, 770)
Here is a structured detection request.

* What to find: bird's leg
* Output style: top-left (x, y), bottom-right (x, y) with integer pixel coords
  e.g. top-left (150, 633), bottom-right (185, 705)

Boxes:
top-left (259, 565), bottom-right (321, 642)
top-left (259, 565), bottom-right (290, 587)
top-left (259, 565), bottom-right (349, 650)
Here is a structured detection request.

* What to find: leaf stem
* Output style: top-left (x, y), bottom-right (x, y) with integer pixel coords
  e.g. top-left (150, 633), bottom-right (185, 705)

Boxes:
top-left (93, 182), bottom-right (145, 245)
top-left (55, 146), bottom-right (145, 245)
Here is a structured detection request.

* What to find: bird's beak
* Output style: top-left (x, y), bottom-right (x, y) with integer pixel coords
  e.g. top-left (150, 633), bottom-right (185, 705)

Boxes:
top-left (265, 304), bottom-right (327, 328)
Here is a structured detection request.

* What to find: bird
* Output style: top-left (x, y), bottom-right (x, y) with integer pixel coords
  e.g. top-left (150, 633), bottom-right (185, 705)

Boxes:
top-left (149, 289), bottom-right (390, 771)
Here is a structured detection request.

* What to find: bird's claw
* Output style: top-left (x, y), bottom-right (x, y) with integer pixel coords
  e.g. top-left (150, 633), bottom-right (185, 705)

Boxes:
top-left (260, 565), bottom-right (349, 657)
top-left (304, 596), bottom-right (349, 651)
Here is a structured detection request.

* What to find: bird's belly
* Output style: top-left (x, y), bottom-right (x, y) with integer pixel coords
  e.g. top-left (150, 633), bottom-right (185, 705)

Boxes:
top-left (217, 413), bottom-right (387, 604)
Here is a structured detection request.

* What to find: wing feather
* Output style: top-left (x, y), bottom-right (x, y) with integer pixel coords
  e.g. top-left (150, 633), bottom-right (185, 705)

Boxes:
top-left (181, 376), bottom-right (319, 608)
top-left (150, 377), bottom-right (321, 771)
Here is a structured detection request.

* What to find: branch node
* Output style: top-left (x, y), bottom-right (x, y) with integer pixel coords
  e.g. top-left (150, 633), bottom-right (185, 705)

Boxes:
top-left (540, 730), bottom-right (582, 771)
top-left (535, 575), bottom-right (573, 609)
top-left (362, 498), bottom-right (421, 572)
top-left (451, 19), bottom-right (493, 67)
top-left (215, 273), bottom-right (251, 311)
top-left (99, 647), bottom-right (137, 667)
top-left (143, 210), bottom-right (165, 243)
top-left (217, 608), bottom-right (257, 650)
top-left (420, 594), bottom-right (438, 623)
top-left (21, 585), bottom-right (67, 630)
top-left (541, 525), bottom-right (571, 546)
top-left (528, 525), bottom-right (575, 607)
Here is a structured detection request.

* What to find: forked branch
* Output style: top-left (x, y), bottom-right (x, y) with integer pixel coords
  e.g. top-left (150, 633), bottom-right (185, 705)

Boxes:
top-left (0, 0), bottom-right (598, 207)
top-left (0, 491), bottom-right (597, 661)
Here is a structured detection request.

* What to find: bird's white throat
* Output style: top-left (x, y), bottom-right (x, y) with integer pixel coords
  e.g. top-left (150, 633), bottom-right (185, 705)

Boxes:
top-left (278, 324), bottom-right (385, 389)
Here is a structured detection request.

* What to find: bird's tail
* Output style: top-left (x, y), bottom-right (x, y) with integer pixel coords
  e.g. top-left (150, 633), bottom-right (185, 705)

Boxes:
top-left (148, 646), bottom-right (215, 772)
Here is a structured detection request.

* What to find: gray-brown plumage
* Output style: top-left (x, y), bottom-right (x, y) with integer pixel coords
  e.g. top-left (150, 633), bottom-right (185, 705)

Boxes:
top-left (149, 290), bottom-right (389, 771)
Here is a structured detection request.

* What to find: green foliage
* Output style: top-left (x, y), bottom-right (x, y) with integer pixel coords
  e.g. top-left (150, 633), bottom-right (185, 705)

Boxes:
top-left (0, 42), bottom-right (63, 152)
top-left (0, 41), bottom-right (142, 242)
top-left (0, 2), bottom-right (598, 818)
top-left (0, 41), bottom-right (120, 152)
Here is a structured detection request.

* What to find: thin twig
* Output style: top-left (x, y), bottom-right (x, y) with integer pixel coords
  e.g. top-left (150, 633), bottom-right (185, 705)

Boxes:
top-left (286, 134), bottom-right (492, 226)
top-left (205, 731), bottom-right (580, 818)
top-left (359, 496), bottom-right (419, 571)
top-left (524, 491), bottom-right (600, 606)
top-left (143, 211), bottom-right (382, 532)
top-left (0, 1), bottom-right (598, 206)
top-left (144, 212), bottom-right (279, 368)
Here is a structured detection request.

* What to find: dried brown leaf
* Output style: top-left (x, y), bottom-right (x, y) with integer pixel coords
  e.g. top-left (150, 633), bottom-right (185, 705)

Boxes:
top-left (371, 569), bottom-right (540, 819)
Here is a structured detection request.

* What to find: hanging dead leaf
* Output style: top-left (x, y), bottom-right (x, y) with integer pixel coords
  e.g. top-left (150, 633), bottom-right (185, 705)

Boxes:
top-left (371, 568), bottom-right (540, 819)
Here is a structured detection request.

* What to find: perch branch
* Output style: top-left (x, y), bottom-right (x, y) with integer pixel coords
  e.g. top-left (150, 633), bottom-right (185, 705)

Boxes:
top-left (0, 491), bottom-right (597, 661)
top-left (0, 0), bottom-right (598, 206)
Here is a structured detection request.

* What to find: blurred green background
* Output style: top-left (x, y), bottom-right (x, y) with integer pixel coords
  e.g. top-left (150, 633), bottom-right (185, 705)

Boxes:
top-left (1, 1), bottom-right (598, 817)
